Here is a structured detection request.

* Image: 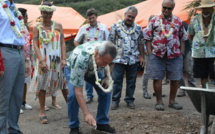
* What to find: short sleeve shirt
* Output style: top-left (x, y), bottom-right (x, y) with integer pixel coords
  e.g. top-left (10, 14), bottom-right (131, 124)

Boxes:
top-left (66, 41), bottom-right (103, 87)
top-left (109, 20), bottom-right (144, 65)
top-left (144, 15), bottom-right (188, 59)
top-left (188, 13), bottom-right (215, 58)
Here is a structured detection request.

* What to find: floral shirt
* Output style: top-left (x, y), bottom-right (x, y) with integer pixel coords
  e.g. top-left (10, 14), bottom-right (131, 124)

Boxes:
top-left (66, 41), bottom-right (103, 88)
top-left (109, 20), bottom-right (144, 65)
top-left (188, 13), bottom-right (215, 58)
top-left (144, 15), bottom-right (188, 59)
top-left (74, 23), bottom-right (109, 43)
top-left (24, 27), bottom-right (30, 61)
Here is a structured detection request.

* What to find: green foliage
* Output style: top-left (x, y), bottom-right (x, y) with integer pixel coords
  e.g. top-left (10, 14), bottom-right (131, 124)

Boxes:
top-left (17, 0), bottom-right (145, 17)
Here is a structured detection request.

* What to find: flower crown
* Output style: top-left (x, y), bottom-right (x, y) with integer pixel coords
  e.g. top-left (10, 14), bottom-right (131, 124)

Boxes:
top-left (38, 5), bottom-right (56, 12)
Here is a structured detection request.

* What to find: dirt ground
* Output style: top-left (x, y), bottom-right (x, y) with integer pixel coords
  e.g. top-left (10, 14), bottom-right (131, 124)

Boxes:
top-left (19, 74), bottom-right (215, 134)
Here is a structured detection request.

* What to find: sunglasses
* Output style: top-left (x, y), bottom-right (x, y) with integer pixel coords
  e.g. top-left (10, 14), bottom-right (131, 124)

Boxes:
top-left (163, 6), bottom-right (173, 11)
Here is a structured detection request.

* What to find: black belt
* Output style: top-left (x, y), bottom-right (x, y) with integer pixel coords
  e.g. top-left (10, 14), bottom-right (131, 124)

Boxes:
top-left (0, 43), bottom-right (23, 50)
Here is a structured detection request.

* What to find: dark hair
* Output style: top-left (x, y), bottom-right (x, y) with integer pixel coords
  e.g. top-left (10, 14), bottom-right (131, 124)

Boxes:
top-left (42, 0), bottom-right (52, 6)
top-left (86, 8), bottom-right (97, 17)
top-left (18, 8), bottom-right (27, 17)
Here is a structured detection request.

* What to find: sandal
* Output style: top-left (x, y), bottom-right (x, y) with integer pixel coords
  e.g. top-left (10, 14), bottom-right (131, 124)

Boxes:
top-left (155, 103), bottom-right (164, 111)
top-left (168, 102), bottom-right (183, 110)
top-left (39, 116), bottom-right (48, 124)
top-left (44, 106), bottom-right (49, 111)
top-left (51, 104), bottom-right (62, 110)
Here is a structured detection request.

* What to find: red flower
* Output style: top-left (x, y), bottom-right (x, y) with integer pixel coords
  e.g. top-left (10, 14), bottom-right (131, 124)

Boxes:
top-left (18, 16), bottom-right (23, 20)
top-left (97, 28), bottom-right (100, 30)
top-left (159, 15), bottom-right (162, 19)
top-left (94, 37), bottom-right (97, 40)
top-left (87, 39), bottom-right (90, 41)
top-left (86, 28), bottom-right (90, 31)
top-left (21, 31), bottom-right (25, 34)
top-left (2, 4), bottom-right (8, 8)
top-left (10, 20), bottom-right (15, 26)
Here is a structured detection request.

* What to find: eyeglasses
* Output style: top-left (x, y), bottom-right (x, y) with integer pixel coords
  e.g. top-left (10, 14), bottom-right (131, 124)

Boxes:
top-left (163, 6), bottom-right (173, 11)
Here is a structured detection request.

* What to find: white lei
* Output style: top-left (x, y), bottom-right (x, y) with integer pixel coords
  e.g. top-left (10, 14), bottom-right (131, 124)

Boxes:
top-left (118, 20), bottom-right (136, 34)
top-left (91, 49), bottom-right (114, 93)
top-left (199, 13), bottom-right (214, 38)
top-left (86, 23), bottom-right (100, 41)
top-left (160, 14), bottom-right (174, 38)
top-left (37, 20), bottom-right (56, 44)
top-left (0, 0), bottom-right (25, 38)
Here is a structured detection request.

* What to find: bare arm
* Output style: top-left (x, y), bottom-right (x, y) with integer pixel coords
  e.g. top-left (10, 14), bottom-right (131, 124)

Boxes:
top-left (138, 44), bottom-right (145, 67)
top-left (180, 40), bottom-right (185, 55)
top-left (146, 40), bottom-right (152, 55)
top-left (57, 23), bottom-right (66, 68)
top-left (74, 40), bottom-right (80, 47)
top-left (75, 86), bottom-right (96, 126)
top-left (33, 25), bottom-right (48, 72)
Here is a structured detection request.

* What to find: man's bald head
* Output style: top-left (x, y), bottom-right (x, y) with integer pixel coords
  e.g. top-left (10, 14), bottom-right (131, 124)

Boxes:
top-left (162, 0), bottom-right (175, 9)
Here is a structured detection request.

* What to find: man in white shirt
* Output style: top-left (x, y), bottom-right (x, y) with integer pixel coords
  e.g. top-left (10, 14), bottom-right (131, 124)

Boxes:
top-left (0, 0), bottom-right (25, 133)
top-left (74, 8), bottom-right (109, 104)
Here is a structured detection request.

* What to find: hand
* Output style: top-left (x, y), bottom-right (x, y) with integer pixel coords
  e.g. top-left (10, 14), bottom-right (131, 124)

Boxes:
top-left (101, 77), bottom-right (109, 88)
top-left (39, 61), bottom-right (49, 73)
top-left (139, 56), bottom-right (145, 68)
top-left (61, 59), bottom-right (66, 68)
top-left (0, 71), bottom-right (4, 77)
top-left (84, 113), bottom-right (96, 127)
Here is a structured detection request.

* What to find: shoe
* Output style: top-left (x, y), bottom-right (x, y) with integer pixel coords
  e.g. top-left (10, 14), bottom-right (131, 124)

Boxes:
top-left (127, 102), bottom-right (135, 109)
top-left (111, 103), bottom-right (119, 110)
top-left (97, 124), bottom-right (115, 133)
top-left (177, 90), bottom-right (186, 97)
top-left (45, 106), bottom-right (49, 111)
top-left (20, 109), bottom-right (23, 114)
top-left (143, 92), bottom-right (151, 99)
top-left (22, 103), bottom-right (32, 110)
top-left (86, 98), bottom-right (93, 104)
top-left (70, 127), bottom-right (80, 134)
top-left (39, 116), bottom-right (48, 124)
top-left (51, 104), bottom-right (62, 109)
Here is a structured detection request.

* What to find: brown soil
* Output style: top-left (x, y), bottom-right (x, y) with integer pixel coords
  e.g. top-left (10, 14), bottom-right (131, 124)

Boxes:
top-left (19, 76), bottom-right (213, 134)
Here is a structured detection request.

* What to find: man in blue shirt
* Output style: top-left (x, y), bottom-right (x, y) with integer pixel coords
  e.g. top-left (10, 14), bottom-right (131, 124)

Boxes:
top-left (0, 0), bottom-right (25, 133)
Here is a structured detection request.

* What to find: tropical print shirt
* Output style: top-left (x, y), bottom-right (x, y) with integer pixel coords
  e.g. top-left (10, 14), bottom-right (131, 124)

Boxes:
top-left (66, 41), bottom-right (103, 87)
top-left (188, 13), bottom-right (215, 58)
top-left (144, 15), bottom-right (188, 59)
top-left (109, 20), bottom-right (144, 65)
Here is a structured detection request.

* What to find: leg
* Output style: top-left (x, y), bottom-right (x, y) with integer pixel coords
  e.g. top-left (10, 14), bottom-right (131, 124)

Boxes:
top-left (51, 95), bottom-right (62, 109)
top-left (61, 89), bottom-right (68, 103)
top-left (177, 79), bottom-right (186, 97)
top-left (64, 66), bottom-right (80, 128)
top-left (142, 55), bottom-right (151, 99)
top-left (169, 80), bottom-right (179, 104)
top-left (38, 90), bottom-right (48, 124)
top-left (153, 80), bottom-right (163, 104)
top-left (201, 78), bottom-right (208, 88)
top-left (22, 84), bottom-right (27, 104)
top-left (112, 64), bottom-right (125, 104)
top-left (185, 51), bottom-right (196, 87)
top-left (8, 49), bottom-right (25, 133)
top-left (124, 64), bottom-right (138, 104)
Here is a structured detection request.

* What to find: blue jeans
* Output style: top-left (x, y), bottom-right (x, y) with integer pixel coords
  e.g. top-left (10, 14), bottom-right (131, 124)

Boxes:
top-left (64, 66), bottom-right (111, 128)
top-left (112, 63), bottom-right (138, 104)
top-left (85, 82), bottom-right (93, 99)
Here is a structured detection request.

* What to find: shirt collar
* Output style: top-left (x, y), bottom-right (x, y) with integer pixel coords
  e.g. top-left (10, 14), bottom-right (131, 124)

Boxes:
top-left (122, 20), bottom-right (135, 27)
top-left (161, 14), bottom-right (173, 21)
